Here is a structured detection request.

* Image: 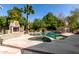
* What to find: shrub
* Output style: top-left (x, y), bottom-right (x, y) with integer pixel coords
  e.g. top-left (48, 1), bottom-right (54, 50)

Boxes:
top-left (29, 29), bottom-right (34, 32)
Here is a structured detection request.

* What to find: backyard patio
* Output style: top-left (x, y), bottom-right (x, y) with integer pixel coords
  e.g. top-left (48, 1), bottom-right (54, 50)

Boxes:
top-left (0, 32), bottom-right (79, 54)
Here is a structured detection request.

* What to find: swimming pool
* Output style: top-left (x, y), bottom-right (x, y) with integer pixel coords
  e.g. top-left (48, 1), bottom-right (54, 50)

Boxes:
top-left (29, 36), bottom-right (52, 42)
top-left (30, 32), bottom-right (65, 39)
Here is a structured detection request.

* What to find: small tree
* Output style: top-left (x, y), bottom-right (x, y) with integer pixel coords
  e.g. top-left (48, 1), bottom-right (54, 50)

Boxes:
top-left (42, 12), bottom-right (58, 30)
top-left (19, 17), bottom-right (28, 27)
top-left (33, 19), bottom-right (46, 31)
top-left (0, 16), bottom-right (8, 34)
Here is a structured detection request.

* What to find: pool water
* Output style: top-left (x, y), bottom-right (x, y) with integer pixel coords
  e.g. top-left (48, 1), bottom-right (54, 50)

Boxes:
top-left (31, 32), bottom-right (64, 39)
top-left (43, 32), bottom-right (63, 39)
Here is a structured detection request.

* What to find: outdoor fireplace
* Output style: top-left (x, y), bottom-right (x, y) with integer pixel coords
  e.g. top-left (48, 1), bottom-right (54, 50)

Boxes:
top-left (9, 20), bottom-right (20, 33)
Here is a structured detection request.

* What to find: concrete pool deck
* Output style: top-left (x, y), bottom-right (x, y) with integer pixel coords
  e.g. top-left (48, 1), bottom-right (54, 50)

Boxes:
top-left (0, 46), bottom-right (21, 54)
top-left (3, 34), bottom-right (43, 48)
top-left (0, 33), bottom-right (43, 54)
top-left (61, 32), bottom-right (74, 36)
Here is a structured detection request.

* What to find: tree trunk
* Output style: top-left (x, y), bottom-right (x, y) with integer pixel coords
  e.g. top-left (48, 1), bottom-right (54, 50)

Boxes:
top-left (3, 27), bottom-right (6, 34)
top-left (26, 14), bottom-right (29, 33)
top-left (24, 14), bottom-right (29, 34)
top-left (0, 26), bottom-right (2, 34)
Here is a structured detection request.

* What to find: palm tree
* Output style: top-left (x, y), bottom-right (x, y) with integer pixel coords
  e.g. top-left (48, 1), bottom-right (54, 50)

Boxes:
top-left (23, 4), bottom-right (35, 33)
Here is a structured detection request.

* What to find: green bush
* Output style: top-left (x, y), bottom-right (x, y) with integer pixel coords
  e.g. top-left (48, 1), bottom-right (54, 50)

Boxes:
top-left (29, 29), bottom-right (34, 32)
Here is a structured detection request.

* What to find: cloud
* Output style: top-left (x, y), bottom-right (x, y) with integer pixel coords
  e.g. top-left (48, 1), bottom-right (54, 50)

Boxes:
top-left (0, 5), bottom-right (3, 9)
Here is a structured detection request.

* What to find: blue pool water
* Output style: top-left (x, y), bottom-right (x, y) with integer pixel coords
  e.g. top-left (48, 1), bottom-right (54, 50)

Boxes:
top-left (31, 32), bottom-right (64, 39)
top-left (42, 32), bottom-right (62, 39)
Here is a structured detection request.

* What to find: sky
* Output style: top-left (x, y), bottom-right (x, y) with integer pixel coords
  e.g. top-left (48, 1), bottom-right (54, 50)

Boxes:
top-left (0, 4), bottom-right (79, 22)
